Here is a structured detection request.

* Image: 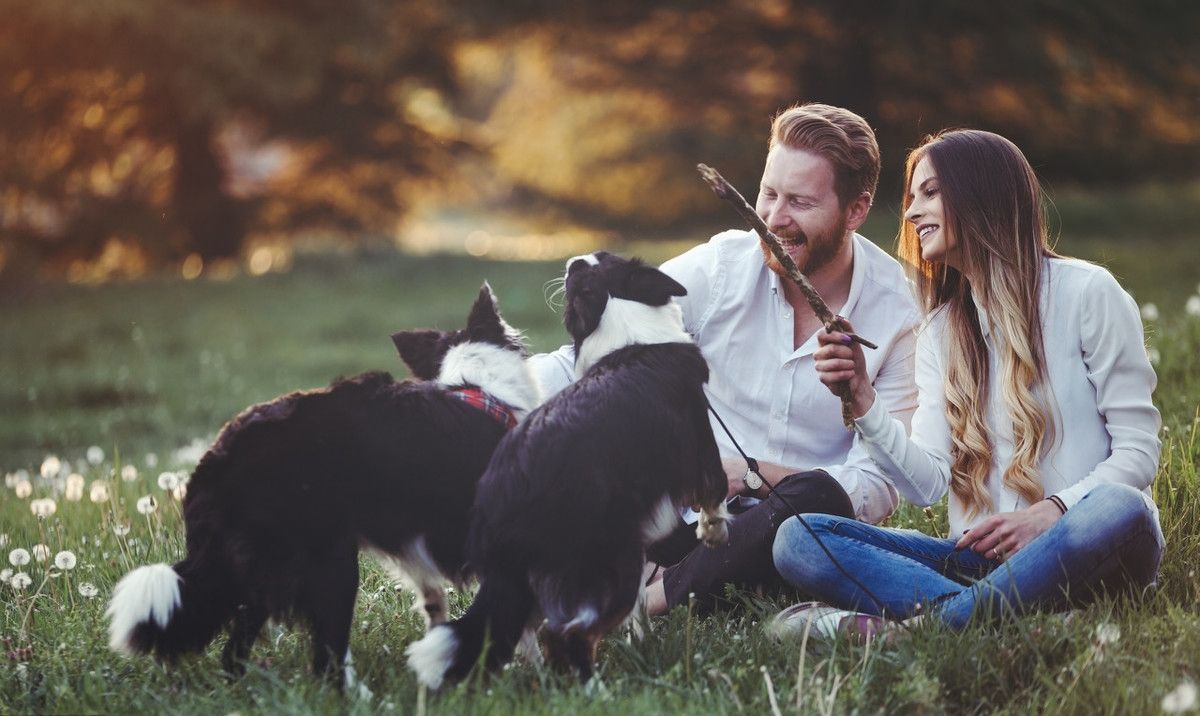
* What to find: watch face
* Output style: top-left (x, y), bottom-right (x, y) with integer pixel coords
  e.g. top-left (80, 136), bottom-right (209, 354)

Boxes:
top-left (743, 470), bottom-right (763, 490)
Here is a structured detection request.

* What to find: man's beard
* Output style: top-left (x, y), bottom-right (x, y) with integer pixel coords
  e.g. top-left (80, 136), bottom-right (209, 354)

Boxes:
top-left (760, 216), bottom-right (847, 278)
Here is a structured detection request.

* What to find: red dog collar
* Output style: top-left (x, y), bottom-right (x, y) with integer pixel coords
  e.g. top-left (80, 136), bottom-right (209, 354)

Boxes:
top-left (449, 388), bottom-right (518, 430)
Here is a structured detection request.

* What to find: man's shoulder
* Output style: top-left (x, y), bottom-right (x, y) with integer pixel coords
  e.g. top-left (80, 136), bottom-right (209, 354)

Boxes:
top-left (663, 229), bottom-right (760, 274)
top-left (853, 234), bottom-right (917, 306)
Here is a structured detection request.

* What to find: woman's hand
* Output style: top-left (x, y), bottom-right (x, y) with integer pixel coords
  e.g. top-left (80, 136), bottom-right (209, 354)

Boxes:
top-left (955, 500), bottom-right (1064, 560)
top-left (814, 318), bottom-right (875, 418)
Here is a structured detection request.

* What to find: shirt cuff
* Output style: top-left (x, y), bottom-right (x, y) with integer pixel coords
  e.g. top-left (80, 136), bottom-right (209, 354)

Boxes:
top-left (853, 392), bottom-right (891, 440)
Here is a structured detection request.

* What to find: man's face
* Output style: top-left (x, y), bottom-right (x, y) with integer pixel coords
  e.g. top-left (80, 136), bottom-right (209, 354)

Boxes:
top-left (754, 146), bottom-right (849, 277)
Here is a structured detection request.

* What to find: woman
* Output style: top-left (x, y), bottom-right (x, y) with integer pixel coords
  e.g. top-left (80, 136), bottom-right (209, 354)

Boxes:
top-left (770, 129), bottom-right (1162, 631)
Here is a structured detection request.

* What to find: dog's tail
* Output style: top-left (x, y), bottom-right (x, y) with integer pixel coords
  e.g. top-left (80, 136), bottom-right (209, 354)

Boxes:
top-left (406, 567), bottom-right (533, 689)
top-left (107, 553), bottom-right (236, 660)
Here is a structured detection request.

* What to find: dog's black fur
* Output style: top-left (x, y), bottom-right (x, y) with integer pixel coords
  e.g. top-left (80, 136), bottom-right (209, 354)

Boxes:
top-left (107, 285), bottom-right (540, 684)
top-left (407, 252), bottom-right (731, 687)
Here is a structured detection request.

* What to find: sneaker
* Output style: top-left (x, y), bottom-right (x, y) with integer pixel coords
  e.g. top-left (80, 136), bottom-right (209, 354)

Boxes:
top-left (766, 601), bottom-right (894, 643)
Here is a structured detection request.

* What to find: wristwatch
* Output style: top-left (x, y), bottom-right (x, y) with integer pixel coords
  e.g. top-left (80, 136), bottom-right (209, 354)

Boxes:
top-left (742, 466), bottom-right (763, 493)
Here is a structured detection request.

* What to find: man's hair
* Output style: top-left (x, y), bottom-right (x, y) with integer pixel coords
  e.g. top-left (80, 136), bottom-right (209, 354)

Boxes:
top-left (768, 103), bottom-right (880, 207)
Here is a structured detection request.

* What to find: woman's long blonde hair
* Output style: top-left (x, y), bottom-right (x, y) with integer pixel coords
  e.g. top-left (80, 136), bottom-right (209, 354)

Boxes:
top-left (897, 130), bottom-right (1059, 517)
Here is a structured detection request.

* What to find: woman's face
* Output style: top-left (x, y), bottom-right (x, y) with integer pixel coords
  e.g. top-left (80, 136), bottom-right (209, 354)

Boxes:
top-left (904, 156), bottom-right (958, 267)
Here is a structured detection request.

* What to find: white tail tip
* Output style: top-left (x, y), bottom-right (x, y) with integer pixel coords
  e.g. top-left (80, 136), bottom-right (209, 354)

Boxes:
top-left (405, 625), bottom-right (458, 689)
top-left (106, 563), bottom-right (182, 654)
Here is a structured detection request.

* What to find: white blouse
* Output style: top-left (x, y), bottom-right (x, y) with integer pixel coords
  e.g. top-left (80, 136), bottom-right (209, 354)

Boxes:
top-left (854, 257), bottom-right (1161, 537)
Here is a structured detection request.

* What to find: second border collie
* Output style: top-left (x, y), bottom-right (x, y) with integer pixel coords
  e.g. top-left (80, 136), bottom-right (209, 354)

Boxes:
top-left (106, 284), bottom-right (540, 685)
top-left (408, 252), bottom-right (731, 686)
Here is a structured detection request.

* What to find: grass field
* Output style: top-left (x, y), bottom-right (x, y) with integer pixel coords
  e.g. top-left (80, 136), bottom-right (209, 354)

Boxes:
top-left (2, 232), bottom-right (1199, 714)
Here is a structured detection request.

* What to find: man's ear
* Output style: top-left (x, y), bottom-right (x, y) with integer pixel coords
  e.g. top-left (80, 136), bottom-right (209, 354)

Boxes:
top-left (622, 265), bottom-right (687, 306)
top-left (844, 191), bottom-right (872, 233)
top-left (391, 329), bottom-right (442, 380)
top-left (466, 282), bottom-right (508, 345)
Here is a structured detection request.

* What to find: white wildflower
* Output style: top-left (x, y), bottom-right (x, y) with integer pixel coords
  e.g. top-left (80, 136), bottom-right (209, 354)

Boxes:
top-left (9, 548), bottom-right (31, 567)
top-left (172, 483), bottom-right (187, 502)
top-left (157, 472), bottom-right (180, 491)
top-left (1094, 622), bottom-right (1121, 645)
top-left (14, 479), bottom-right (32, 499)
top-left (89, 480), bottom-right (110, 503)
top-left (32, 544), bottom-right (50, 562)
top-left (9, 572), bottom-right (32, 590)
top-left (78, 582), bottom-right (99, 599)
top-left (54, 551), bottom-right (77, 571)
top-left (120, 464), bottom-right (139, 482)
top-left (112, 523), bottom-right (131, 537)
top-left (30, 498), bottom-right (57, 518)
top-left (172, 438), bottom-right (208, 466)
top-left (0, 568), bottom-right (10, 582)
top-left (145, 453), bottom-right (158, 468)
top-left (65, 473), bottom-right (85, 501)
top-left (136, 495), bottom-right (158, 515)
top-left (1162, 680), bottom-right (1198, 714)
top-left (40, 455), bottom-right (62, 479)
top-left (4, 473), bottom-right (18, 488)
top-left (1140, 303), bottom-right (1159, 321)
top-left (1148, 347), bottom-right (1161, 366)
top-left (1186, 295), bottom-right (1200, 318)
top-left (86, 446), bottom-right (105, 465)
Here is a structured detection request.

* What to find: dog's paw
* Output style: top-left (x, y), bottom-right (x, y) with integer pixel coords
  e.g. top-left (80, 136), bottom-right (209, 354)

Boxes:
top-left (695, 505), bottom-right (731, 547)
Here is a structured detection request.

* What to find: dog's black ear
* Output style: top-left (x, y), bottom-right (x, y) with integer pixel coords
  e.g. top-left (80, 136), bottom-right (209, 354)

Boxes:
top-left (466, 282), bottom-right (508, 345)
top-left (392, 329), bottom-right (442, 380)
top-left (622, 265), bottom-right (687, 306)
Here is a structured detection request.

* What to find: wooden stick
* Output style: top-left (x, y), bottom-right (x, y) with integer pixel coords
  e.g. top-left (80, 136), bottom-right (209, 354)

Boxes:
top-left (697, 163), bottom-right (877, 429)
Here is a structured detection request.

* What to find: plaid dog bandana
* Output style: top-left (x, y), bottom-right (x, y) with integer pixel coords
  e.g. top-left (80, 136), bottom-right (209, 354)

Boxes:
top-left (449, 388), bottom-right (518, 430)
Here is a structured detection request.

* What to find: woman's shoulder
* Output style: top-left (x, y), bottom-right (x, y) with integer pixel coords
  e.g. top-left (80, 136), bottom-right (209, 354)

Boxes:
top-left (1045, 256), bottom-right (1130, 299)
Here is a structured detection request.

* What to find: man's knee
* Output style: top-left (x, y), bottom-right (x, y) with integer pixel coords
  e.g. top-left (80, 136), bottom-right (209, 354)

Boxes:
top-left (771, 470), bottom-right (854, 519)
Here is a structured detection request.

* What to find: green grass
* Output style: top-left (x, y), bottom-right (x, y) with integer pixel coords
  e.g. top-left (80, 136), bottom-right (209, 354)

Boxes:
top-left (2, 239), bottom-right (1199, 714)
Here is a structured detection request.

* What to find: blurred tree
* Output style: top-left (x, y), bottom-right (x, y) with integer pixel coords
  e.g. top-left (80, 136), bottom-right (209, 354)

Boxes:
top-left (0, 0), bottom-right (463, 267)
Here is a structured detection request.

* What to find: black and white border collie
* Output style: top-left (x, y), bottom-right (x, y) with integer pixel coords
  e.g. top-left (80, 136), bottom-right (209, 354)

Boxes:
top-left (106, 284), bottom-right (540, 685)
top-left (407, 252), bottom-right (731, 686)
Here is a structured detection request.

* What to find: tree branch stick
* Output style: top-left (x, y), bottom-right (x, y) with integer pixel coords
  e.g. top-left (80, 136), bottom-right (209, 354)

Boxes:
top-left (697, 163), bottom-right (877, 429)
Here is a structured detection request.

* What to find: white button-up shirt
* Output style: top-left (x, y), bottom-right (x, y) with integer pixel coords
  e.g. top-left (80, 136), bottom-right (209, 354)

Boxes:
top-left (530, 230), bottom-right (921, 524)
top-left (854, 257), bottom-right (1162, 537)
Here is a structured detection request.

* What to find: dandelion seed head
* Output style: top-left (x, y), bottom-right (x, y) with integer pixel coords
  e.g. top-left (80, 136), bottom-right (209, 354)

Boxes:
top-left (136, 495), bottom-right (158, 515)
top-left (86, 446), bottom-right (104, 465)
top-left (89, 480), bottom-right (110, 503)
top-left (40, 455), bottom-right (62, 480)
top-left (1162, 680), bottom-right (1198, 714)
top-left (112, 523), bottom-right (130, 537)
top-left (9, 572), bottom-right (32, 590)
top-left (32, 544), bottom-right (50, 562)
top-left (145, 453), bottom-right (158, 468)
top-left (4, 472), bottom-right (18, 488)
top-left (30, 498), bottom-right (57, 518)
top-left (1094, 622), bottom-right (1120, 645)
top-left (0, 568), bottom-right (10, 582)
top-left (172, 484), bottom-right (187, 502)
top-left (9, 548), bottom-right (31, 567)
top-left (1186, 295), bottom-right (1200, 318)
top-left (65, 474), bottom-right (84, 501)
top-left (78, 582), bottom-right (99, 598)
top-left (1140, 303), bottom-right (1159, 321)
top-left (120, 465), bottom-right (138, 482)
top-left (54, 551), bottom-right (76, 571)
top-left (15, 480), bottom-right (32, 499)
top-left (157, 471), bottom-right (180, 491)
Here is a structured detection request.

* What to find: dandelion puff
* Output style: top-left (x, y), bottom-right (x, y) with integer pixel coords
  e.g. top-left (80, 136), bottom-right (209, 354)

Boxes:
top-left (1186, 295), bottom-right (1200, 318)
top-left (5, 473), bottom-right (18, 488)
top-left (145, 453), bottom-right (158, 468)
top-left (32, 544), bottom-right (50, 562)
top-left (9, 548), bottom-right (31, 567)
top-left (40, 455), bottom-right (62, 479)
top-left (1140, 303), bottom-right (1159, 321)
top-left (1094, 622), bottom-right (1120, 645)
top-left (86, 446), bottom-right (105, 465)
top-left (30, 498), bottom-right (57, 518)
top-left (15, 480), bottom-right (32, 499)
top-left (1162, 680), bottom-right (1198, 714)
top-left (157, 472), bottom-right (180, 491)
top-left (54, 551), bottom-right (77, 571)
top-left (78, 582), bottom-right (99, 599)
top-left (112, 523), bottom-right (130, 537)
top-left (0, 568), bottom-right (11, 582)
top-left (89, 480), bottom-right (110, 503)
top-left (136, 495), bottom-right (158, 515)
top-left (120, 465), bottom-right (138, 482)
top-left (65, 473), bottom-right (85, 501)
top-left (1147, 347), bottom-right (1161, 366)
top-left (9, 572), bottom-right (32, 590)
top-left (172, 483), bottom-right (187, 502)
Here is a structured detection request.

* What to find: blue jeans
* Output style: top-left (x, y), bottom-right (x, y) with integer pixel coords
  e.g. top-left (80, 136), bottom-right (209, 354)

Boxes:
top-left (772, 483), bottom-right (1163, 629)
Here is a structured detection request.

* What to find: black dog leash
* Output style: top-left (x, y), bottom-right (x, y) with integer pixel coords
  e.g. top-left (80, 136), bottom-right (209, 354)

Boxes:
top-left (704, 397), bottom-right (903, 623)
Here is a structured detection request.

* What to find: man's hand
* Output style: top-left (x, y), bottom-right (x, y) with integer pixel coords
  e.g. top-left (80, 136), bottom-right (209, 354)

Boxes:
top-left (955, 500), bottom-right (1064, 561)
top-left (722, 456), bottom-right (748, 499)
top-left (814, 318), bottom-right (875, 418)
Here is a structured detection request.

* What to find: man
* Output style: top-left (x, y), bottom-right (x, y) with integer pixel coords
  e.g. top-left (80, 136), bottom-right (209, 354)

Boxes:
top-left (530, 103), bottom-right (920, 614)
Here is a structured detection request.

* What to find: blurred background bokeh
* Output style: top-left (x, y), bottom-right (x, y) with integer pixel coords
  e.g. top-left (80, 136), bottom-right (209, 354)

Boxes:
top-left (1, 0), bottom-right (1197, 281)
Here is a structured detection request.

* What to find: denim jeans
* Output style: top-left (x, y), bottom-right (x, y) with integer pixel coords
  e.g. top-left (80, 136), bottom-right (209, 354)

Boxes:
top-left (772, 483), bottom-right (1163, 629)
